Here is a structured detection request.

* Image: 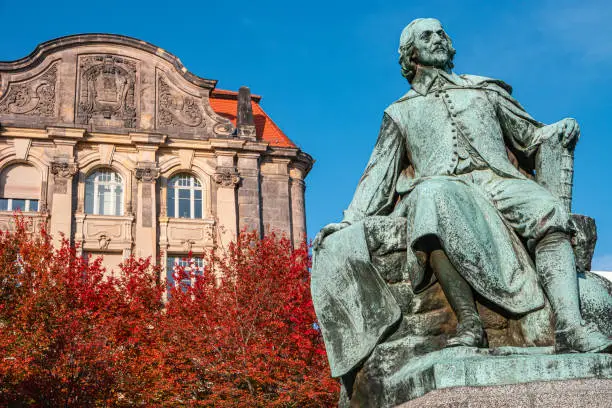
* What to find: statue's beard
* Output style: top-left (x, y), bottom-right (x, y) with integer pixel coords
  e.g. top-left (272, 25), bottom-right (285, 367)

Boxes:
top-left (416, 48), bottom-right (452, 70)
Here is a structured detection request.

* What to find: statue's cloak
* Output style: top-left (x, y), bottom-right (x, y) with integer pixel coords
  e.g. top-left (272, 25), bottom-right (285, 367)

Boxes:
top-left (311, 74), bottom-right (550, 378)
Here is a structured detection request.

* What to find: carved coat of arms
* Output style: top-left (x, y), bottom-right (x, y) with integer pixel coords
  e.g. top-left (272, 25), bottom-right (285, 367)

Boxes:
top-left (76, 55), bottom-right (137, 128)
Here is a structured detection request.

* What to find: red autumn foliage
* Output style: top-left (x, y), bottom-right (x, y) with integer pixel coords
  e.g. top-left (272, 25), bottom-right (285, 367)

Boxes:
top-left (0, 217), bottom-right (339, 407)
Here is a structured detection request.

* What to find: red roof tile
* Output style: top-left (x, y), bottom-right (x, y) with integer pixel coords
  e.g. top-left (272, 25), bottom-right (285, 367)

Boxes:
top-left (210, 89), bottom-right (296, 148)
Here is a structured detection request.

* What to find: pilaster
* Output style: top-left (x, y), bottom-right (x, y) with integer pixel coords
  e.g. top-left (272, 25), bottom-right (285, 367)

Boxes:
top-left (260, 158), bottom-right (292, 238)
top-left (237, 153), bottom-right (261, 235)
top-left (213, 151), bottom-right (239, 249)
top-left (289, 165), bottom-right (307, 245)
top-left (49, 160), bottom-right (78, 246)
top-left (130, 131), bottom-right (165, 261)
top-left (134, 163), bottom-right (160, 261)
top-left (48, 135), bottom-right (81, 246)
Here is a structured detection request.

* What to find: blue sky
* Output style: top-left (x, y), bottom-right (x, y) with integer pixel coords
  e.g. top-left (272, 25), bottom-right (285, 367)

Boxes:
top-left (1, 0), bottom-right (611, 269)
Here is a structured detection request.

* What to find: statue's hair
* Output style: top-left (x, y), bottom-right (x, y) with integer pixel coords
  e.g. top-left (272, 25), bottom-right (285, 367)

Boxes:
top-left (398, 18), bottom-right (456, 84)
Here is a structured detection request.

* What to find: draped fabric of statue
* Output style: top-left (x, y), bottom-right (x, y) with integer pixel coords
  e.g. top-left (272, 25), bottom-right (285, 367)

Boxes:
top-left (312, 72), bottom-right (571, 377)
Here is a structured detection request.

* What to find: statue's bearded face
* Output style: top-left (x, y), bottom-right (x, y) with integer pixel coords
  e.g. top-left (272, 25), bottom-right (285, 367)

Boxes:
top-left (412, 20), bottom-right (453, 69)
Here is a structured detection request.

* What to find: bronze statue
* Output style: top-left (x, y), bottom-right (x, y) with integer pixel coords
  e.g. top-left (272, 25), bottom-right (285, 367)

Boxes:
top-left (311, 18), bottom-right (612, 391)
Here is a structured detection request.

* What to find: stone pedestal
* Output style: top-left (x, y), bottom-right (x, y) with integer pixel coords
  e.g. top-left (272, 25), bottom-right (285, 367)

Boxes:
top-left (397, 378), bottom-right (612, 408)
top-left (348, 348), bottom-right (612, 408)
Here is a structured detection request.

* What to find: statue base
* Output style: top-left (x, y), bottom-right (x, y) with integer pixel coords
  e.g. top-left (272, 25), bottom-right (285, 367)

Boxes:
top-left (347, 346), bottom-right (612, 407)
top-left (397, 378), bottom-right (612, 408)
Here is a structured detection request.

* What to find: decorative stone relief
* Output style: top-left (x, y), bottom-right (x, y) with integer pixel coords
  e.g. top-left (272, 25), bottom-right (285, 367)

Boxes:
top-left (98, 234), bottom-right (111, 250)
top-left (80, 215), bottom-right (133, 252)
top-left (204, 223), bottom-right (215, 242)
top-left (50, 161), bottom-right (78, 178)
top-left (0, 62), bottom-right (58, 117)
top-left (213, 168), bottom-right (240, 187)
top-left (181, 239), bottom-right (195, 252)
top-left (213, 121), bottom-right (234, 136)
top-left (0, 213), bottom-right (47, 234)
top-left (135, 167), bottom-right (160, 182)
top-left (157, 76), bottom-right (206, 128)
top-left (76, 55), bottom-right (138, 128)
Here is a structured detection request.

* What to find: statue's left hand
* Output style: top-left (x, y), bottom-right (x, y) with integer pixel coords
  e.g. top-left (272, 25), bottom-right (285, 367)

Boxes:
top-left (556, 118), bottom-right (580, 148)
top-left (540, 118), bottom-right (580, 148)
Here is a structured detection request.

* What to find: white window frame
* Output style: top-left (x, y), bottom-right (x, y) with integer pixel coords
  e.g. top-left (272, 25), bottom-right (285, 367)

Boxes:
top-left (0, 198), bottom-right (39, 212)
top-left (167, 174), bottom-right (203, 219)
top-left (167, 255), bottom-right (205, 288)
top-left (85, 170), bottom-right (124, 216)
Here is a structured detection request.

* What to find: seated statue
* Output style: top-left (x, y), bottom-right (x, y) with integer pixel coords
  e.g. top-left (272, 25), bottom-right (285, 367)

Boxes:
top-left (312, 17), bottom-right (612, 403)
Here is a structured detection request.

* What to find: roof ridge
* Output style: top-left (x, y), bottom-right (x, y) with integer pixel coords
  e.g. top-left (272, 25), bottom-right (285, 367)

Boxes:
top-left (211, 88), bottom-right (262, 102)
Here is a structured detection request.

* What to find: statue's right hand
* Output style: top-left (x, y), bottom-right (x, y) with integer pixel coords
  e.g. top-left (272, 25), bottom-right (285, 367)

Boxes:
top-left (312, 222), bottom-right (349, 251)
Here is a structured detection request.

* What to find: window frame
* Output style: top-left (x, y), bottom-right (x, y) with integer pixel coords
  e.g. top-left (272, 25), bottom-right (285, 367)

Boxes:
top-left (166, 255), bottom-right (205, 289)
top-left (166, 173), bottom-right (204, 219)
top-left (0, 198), bottom-right (39, 212)
top-left (85, 169), bottom-right (125, 216)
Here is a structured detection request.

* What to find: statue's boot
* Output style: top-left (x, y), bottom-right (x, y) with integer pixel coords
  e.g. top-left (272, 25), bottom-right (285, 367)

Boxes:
top-left (430, 249), bottom-right (488, 348)
top-left (536, 232), bottom-right (612, 353)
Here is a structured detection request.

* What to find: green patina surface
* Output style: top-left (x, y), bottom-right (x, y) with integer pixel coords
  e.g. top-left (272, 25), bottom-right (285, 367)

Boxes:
top-left (311, 17), bottom-right (612, 406)
top-left (352, 347), bottom-right (611, 407)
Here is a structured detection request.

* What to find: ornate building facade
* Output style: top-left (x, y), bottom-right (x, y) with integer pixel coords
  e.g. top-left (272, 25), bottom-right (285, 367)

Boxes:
top-left (0, 34), bottom-right (312, 278)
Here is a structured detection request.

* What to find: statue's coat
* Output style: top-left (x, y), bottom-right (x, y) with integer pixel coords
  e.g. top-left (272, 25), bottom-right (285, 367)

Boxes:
top-left (311, 73), bottom-right (563, 377)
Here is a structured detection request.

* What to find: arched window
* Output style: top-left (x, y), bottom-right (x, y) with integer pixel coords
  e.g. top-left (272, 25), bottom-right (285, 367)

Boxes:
top-left (0, 164), bottom-right (40, 212)
top-left (167, 173), bottom-right (203, 219)
top-left (85, 170), bottom-right (124, 216)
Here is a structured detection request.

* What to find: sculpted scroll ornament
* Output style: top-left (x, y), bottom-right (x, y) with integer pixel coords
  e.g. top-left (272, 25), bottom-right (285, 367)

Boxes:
top-left (50, 162), bottom-right (78, 178)
top-left (135, 167), bottom-right (160, 182)
top-left (76, 55), bottom-right (137, 128)
top-left (0, 62), bottom-right (58, 117)
top-left (213, 121), bottom-right (234, 136)
top-left (158, 77), bottom-right (206, 128)
top-left (213, 168), bottom-right (240, 187)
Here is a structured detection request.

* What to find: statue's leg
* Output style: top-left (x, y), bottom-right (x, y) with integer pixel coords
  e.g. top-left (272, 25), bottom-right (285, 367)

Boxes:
top-left (537, 232), bottom-right (612, 353)
top-left (535, 232), bottom-right (581, 329)
top-left (481, 174), bottom-right (612, 353)
top-left (417, 236), bottom-right (488, 348)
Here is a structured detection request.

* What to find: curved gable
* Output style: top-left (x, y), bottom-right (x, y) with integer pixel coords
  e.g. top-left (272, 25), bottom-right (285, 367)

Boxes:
top-left (0, 34), bottom-right (234, 138)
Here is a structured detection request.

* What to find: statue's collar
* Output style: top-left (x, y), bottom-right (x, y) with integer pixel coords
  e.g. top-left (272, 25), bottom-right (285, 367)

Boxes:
top-left (410, 67), bottom-right (460, 96)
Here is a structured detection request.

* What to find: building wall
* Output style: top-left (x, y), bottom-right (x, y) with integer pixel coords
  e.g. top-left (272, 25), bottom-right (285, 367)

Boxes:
top-left (0, 34), bottom-right (312, 280)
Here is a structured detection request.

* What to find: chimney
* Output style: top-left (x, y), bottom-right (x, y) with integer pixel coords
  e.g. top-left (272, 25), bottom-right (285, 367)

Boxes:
top-left (236, 86), bottom-right (256, 140)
